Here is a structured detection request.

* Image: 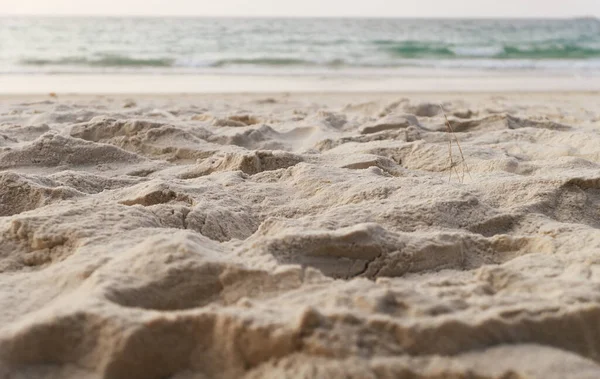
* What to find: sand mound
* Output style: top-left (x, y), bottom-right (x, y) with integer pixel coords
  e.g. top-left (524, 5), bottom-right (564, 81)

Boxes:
top-left (359, 114), bottom-right (419, 135)
top-left (425, 114), bottom-right (572, 133)
top-left (0, 133), bottom-right (148, 172)
top-left (402, 101), bottom-right (443, 117)
top-left (70, 117), bottom-right (220, 162)
top-left (0, 172), bottom-right (83, 216)
top-left (208, 124), bottom-right (291, 150)
top-left (1, 93), bottom-right (600, 378)
top-left (191, 150), bottom-right (304, 176)
top-left (0, 123), bottom-right (51, 142)
top-left (213, 114), bottom-right (261, 127)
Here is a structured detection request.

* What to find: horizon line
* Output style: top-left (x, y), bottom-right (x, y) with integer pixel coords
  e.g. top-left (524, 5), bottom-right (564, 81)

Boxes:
top-left (1, 14), bottom-right (598, 20)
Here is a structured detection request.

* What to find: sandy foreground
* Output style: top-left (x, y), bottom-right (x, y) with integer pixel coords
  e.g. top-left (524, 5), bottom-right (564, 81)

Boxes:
top-left (0, 92), bottom-right (600, 378)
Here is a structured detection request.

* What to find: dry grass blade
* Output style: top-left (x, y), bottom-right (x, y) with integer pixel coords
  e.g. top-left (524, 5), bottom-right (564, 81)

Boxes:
top-left (439, 104), bottom-right (471, 183)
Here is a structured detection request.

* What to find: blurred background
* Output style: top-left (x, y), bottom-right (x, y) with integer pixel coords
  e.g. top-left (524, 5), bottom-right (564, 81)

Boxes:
top-left (1, 0), bottom-right (600, 91)
top-left (2, 17), bottom-right (600, 76)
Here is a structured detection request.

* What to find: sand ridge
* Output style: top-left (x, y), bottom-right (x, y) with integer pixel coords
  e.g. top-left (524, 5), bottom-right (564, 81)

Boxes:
top-left (0, 93), bottom-right (600, 378)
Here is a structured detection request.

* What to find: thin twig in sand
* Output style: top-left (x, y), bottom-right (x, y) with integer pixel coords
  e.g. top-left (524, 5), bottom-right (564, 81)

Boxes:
top-left (439, 104), bottom-right (471, 183)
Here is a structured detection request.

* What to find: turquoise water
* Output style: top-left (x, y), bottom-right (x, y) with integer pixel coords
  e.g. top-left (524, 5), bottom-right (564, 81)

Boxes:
top-left (2, 17), bottom-right (600, 74)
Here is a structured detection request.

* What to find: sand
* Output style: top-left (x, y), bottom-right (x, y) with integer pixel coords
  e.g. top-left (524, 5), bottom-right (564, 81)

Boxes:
top-left (0, 92), bottom-right (600, 378)
top-left (3, 72), bottom-right (600, 94)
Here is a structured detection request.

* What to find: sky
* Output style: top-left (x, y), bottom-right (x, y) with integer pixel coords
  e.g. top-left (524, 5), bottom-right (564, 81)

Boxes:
top-left (1, 0), bottom-right (599, 18)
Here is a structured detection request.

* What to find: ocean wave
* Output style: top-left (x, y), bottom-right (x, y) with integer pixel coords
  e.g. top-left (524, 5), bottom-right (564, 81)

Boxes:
top-left (21, 55), bottom-right (174, 67)
top-left (380, 41), bottom-right (600, 59)
top-left (209, 58), bottom-right (319, 67)
top-left (377, 41), bottom-right (456, 58)
top-left (15, 48), bottom-right (600, 74)
top-left (16, 46), bottom-right (600, 74)
top-left (499, 45), bottom-right (600, 59)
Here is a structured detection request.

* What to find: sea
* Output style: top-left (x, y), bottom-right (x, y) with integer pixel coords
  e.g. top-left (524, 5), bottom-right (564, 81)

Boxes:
top-left (2, 17), bottom-right (600, 76)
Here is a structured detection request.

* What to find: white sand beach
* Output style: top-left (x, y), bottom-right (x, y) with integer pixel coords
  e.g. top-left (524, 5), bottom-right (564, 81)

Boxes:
top-left (1, 91), bottom-right (600, 378)
top-left (3, 72), bottom-right (600, 94)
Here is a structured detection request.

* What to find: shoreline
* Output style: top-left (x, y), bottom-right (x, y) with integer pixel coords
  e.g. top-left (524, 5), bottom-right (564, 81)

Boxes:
top-left (3, 72), bottom-right (600, 94)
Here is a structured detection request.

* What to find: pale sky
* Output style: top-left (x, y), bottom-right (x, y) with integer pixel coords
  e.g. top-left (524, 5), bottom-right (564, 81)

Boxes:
top-left (1, 0), bottom-right (599, 18)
